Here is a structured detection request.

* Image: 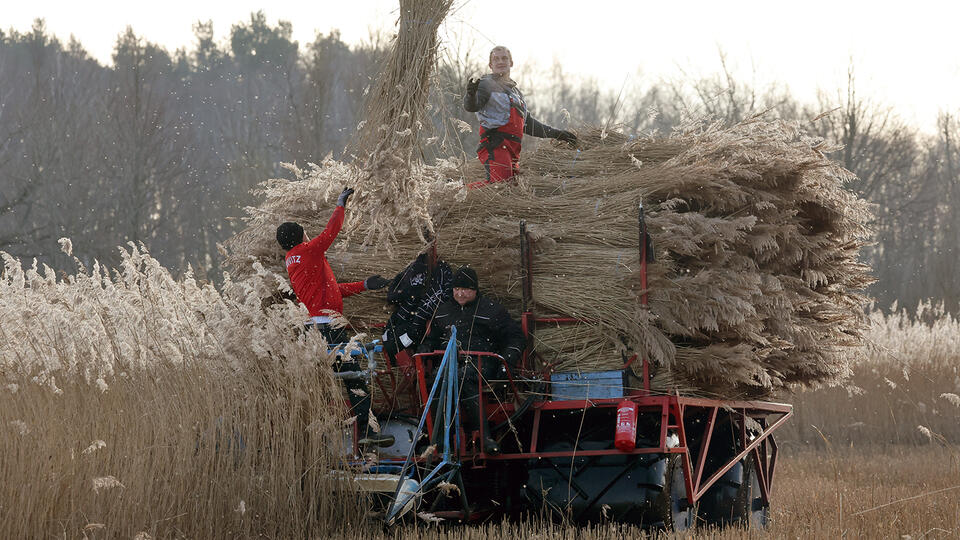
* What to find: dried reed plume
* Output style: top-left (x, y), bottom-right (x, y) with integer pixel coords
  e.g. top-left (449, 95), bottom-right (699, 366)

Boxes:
top-left (342, 0), bottom-right (454, 250)
top-left (0, 244), bottom-right (366, 537)
top-left (784, 300), bottom-right (960, 446)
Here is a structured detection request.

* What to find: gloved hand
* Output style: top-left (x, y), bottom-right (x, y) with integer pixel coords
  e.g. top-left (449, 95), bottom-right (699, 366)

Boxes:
top-left (556, 130), bottom-right (577, 144)
top-left (364, 274), bottom-right (391, 290)
top-left (466, 77), bottom-right (480, 97)
top-left (336, 187), bottom-right (355, 208)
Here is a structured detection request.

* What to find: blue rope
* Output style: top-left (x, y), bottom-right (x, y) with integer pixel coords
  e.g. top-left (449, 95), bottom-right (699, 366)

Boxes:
top-left (385, 327), bottom-right (460, 524)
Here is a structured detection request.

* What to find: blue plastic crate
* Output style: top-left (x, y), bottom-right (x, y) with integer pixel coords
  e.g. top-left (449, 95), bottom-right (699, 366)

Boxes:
top-left (550, 370), bottom-right (624, 400)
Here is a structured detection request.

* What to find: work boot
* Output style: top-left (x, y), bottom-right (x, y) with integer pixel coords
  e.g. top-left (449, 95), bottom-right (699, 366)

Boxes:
top-left (482, 437), bottom-right (500, 455)
top-left (358, 433), bottom-right (396, 448)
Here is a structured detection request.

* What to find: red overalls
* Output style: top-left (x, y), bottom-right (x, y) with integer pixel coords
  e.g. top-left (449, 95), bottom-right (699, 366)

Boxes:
top-left (477, 122), bottom-right (523, 184)
top-left (474, 84), bottom-right (527, 186)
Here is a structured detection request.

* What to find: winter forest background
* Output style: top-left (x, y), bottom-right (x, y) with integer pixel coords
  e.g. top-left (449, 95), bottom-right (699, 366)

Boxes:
top-left (1, 14), bottom-right (958, 313)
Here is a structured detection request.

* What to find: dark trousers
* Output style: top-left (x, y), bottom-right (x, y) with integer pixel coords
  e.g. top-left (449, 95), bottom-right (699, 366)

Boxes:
top-left (458, 357), bottom-right (506, 436)
top-left (305, 323), bottom-right (372, 432)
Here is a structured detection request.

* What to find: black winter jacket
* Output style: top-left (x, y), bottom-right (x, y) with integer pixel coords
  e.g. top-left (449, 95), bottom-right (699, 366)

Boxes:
top-left (383, 253), bottom-right (453, 353)
top-left (419, 292), bottom-right (525, 368)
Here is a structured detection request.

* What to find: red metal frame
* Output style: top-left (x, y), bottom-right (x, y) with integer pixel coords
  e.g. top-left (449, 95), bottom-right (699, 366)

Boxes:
top-left (481, 394), bottom-right (790, 505)
top-left (410, 350), bottom-right (521, 441)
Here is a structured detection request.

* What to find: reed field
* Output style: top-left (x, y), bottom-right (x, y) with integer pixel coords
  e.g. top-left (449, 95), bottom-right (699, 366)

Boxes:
top-left (0, 245), bottom-right (367, 538)
top-left (4, 1), bottom-right (957, 537)
top-left (3, 244), bottom-right (960, 538)
top-left (341, 445), bottom-right (960, 539)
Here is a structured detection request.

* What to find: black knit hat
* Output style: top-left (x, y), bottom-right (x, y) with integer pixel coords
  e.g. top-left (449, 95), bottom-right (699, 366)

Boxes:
top-left (276, 222), bottom-right (304, 251)
top-left (452, 266), bottom-right (479, 290)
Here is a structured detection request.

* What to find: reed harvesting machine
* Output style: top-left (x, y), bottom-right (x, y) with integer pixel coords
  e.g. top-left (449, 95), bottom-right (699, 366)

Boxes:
top-left (340, 208), bottom-right (793, 530)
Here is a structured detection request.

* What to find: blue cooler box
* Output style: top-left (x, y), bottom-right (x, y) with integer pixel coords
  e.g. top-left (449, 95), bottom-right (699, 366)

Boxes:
top-left (550, 370), bottom-right (625, 400)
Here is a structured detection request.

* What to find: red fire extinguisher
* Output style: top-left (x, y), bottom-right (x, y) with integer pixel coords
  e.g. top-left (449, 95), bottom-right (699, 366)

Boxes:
top-left (614, 400), bottom-right (638, 452)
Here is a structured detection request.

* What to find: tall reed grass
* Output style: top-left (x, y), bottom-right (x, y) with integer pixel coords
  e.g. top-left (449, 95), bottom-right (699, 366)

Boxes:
top-left (0, 243), bottom-right (364, 538)
top-left (3, 242), bottom-right (959, 537)
top-left (785, 302), bottom-right (960, 447)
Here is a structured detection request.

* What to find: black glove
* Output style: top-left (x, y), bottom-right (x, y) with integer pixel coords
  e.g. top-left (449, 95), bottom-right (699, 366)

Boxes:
top-left (466, 77), bottom-right (480, 97)
top-left (556, 130), bottom-right (577, 144)
top-left (364, 274), bottom-right (391, 290)
top-left (336, 187), bottom-right (355, 208)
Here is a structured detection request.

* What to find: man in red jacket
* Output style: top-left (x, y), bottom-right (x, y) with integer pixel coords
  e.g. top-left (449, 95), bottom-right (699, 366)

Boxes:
top-left (463, 45), bottom-right (577, 184)
top-left (276, 187), bottom-right (392, 446)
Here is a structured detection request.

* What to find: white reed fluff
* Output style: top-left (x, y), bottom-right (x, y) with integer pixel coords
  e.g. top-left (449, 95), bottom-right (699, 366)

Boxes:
top-left (92, 476), bottom-right (125, 493)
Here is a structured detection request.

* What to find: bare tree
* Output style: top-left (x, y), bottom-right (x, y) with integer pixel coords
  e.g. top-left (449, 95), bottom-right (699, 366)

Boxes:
top-left (102, 28), bottom-right (188, 256)
top-left (0, 20), bottom-right (109, 265)
top-left (916, 113), bottom-right (960, 309)
top-left (806, 65), bottom-right (930, 309)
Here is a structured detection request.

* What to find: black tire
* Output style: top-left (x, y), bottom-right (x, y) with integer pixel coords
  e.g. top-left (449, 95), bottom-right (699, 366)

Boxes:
top-left (651, 455), bottom-right (696, 531)
top-left (696, 452), bottom-right (769, 528)
top-left (520, 408), bottom-right (695, 528)
top-left (695, 458), bottom-right (742, 526)
top-left (733, 452), bottom-right (769, 528)
top-left (524, 444), bottom-right (696, 531)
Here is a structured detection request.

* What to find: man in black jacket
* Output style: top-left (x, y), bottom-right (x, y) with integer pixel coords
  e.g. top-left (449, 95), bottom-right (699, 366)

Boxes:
top-left (418, 266), bottom-right (525, 454)
top-left (382, 251), bottom-right (453, 356)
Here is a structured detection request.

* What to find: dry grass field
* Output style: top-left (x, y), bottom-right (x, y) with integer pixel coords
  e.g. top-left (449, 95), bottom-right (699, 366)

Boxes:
top-left (354, 445), bottom-right (960, 539)
top-left (2, 248), bottom-right (960, 538)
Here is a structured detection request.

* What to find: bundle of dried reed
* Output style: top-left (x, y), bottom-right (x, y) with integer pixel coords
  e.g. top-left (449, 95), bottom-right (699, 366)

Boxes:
top-left (341, 0), bottom-right (454, 251)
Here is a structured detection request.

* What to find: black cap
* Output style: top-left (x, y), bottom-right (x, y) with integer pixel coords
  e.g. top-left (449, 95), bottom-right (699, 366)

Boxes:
top-left (452, 266), bottom-right (479, 289)
top-left (276, 222), bottom-right (304, 251)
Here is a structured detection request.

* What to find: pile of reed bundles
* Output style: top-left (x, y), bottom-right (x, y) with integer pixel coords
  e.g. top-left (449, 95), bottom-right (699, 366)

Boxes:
top-left (227, 115), bottom-right (874, 398)
top-left (224, 0), bottom-right (872, 398)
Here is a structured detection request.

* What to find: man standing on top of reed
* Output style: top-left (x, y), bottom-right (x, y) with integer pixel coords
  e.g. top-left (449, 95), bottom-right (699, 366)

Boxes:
top-left (463, 45), bottom-right (577, 184)
top-left (276, 187), bottom-right (393, 446)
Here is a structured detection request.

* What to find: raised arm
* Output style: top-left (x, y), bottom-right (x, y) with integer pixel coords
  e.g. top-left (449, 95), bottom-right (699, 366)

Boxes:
top-left (305, 205), bottom-right (344, 254)
top-left (463, 76), bottom-right (494, 113)
top-left (305, 188), bottom-right (354, 254)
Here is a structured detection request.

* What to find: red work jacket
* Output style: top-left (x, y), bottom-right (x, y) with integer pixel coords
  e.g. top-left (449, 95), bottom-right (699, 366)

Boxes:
top-left (284, 206), bottom-right (365, 317)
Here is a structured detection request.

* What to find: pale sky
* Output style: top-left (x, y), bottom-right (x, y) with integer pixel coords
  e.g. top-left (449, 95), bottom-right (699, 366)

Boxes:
top-left (5, 0), bottom-right (959, 133)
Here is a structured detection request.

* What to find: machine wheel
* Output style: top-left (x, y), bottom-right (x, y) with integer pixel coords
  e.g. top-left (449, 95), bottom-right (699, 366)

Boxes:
top-left (732, 452), bottom-right (769, 528)
top-left (695, 458), bottom-right (742, 526)
top-left (696, 452), bottom-right (768, 528)
top-left (651, 455), bottom-right (695, 531)
top-left (524, 442), bottom-right (674, 527)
